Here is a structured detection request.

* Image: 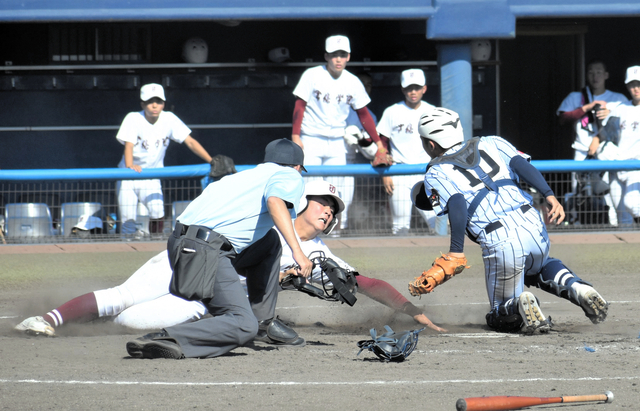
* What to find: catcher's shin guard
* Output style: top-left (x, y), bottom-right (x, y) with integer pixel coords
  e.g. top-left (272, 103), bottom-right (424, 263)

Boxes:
top-left (525, 258), bottom-right (589, 306)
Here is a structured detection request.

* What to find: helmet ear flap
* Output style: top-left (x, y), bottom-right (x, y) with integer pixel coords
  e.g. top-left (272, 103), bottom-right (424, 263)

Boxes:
top-left (323, 215), bottom-right (339, 235)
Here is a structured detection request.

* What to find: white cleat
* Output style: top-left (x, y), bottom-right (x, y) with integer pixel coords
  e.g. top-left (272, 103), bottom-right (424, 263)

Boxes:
top-left (14, 316), bottom-right (55, 337)
top-left (573, 283), bottom-right (609, 324)
top-left (518, 292), bottom-right (551, 334)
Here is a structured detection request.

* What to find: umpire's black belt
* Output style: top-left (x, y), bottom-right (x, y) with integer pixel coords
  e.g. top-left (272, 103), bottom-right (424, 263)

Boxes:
top-left (483, 204), bottom-right (532, 235)
top-left (174, 221), bottom-right (233, 251)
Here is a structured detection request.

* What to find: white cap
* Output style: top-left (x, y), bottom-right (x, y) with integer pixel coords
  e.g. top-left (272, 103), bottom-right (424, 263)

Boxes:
top-left (625, 66), bottom-right (640, 84)
top-left (325, 35), bottom-right (350, 53)
top-left (401, 69), bottom-right (426, 88)
top-left (140, 83), bottom-right (166, 102)
top-left (268, 47), bottom-right (291, 63)
top-left (73, 214), bottom-right (102, 231)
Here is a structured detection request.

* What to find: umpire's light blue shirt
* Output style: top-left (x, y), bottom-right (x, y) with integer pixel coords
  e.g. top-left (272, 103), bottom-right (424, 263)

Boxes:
top-left (177, 163), bottom-right (304, 253)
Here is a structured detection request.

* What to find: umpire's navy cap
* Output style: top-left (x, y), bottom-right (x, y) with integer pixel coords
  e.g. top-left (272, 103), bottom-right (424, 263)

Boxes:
top-left (264, 139), bottom-right (307, 172)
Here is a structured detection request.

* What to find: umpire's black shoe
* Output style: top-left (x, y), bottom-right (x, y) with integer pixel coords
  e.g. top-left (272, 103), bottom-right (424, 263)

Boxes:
top-left (126, 330), bottom-right (185, 359)
top-left (255, 317), bottom-right (305, 347)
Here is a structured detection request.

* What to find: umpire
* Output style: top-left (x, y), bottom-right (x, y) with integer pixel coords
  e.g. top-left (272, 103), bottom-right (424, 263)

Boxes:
top-left (126, 138), bottom-right (313, 359)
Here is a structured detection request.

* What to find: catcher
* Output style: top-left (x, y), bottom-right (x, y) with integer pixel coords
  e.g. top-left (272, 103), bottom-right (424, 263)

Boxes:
top-left (408, 108), bottom-right (608, 334)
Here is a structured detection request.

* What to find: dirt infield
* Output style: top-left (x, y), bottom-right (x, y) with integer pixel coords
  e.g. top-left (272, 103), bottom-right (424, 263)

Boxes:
top-left (1, 234), bottom-right (639, 410)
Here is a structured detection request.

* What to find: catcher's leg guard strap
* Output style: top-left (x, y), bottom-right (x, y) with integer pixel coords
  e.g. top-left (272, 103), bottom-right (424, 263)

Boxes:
top-left (525, 258), bottom-right (591, 305)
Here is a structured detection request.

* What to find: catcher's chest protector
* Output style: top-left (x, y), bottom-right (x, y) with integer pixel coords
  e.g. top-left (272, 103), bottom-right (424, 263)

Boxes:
top-left (428, 137), bottom-right (517, 219)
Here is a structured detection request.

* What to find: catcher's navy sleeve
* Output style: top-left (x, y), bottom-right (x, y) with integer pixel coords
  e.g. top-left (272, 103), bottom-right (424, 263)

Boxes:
top-left (509, 155), bottom-right (554, 197)
top-left (447, 193), bottom-right (467, 253)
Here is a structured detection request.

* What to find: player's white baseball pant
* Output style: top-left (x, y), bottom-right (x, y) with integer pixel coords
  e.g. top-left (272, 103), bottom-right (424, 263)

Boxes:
top-left (301, 134), bottom-right (350, 229)
top-left (619, 170), bottom-right (640, 218)
top-left (608, 171), bottom-right (640, 222)
top-left (92, 251), bottom-right (207, 329)
top-left (116, 178), bottom-right (165, 234)
top-left (388, 174), bottom-right (436, 234)
top-left (572, 150), bottom-right (625, 225)
top-left (477, 205), bottom-right (550, 311)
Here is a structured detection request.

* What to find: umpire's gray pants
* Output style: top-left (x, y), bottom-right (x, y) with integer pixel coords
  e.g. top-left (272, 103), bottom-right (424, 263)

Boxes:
top-left (165, 229), bottom-right (282, 358)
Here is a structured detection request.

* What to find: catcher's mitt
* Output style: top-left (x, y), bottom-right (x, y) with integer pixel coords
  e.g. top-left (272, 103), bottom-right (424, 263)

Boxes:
top-left (408, 253), bottom-right (469, 296)
top-left (209, 154), bottom-right (237, 179)
top-left (357, 325), bottom-right (425, 362)
top-left (371, 147), bottom-right (393, 167)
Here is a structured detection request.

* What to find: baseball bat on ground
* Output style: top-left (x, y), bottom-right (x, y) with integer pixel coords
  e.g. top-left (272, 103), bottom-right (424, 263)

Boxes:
top-left (456, 391), bottom-right (613, 411)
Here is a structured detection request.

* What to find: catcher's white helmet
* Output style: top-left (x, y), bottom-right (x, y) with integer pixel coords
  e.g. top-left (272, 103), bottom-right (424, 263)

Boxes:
top-left (298, 180), bottom-right (345, 235)
top-left (418, 107), bottom-right (464, 150)
top-left (182, 37), bottom-right (208, 64)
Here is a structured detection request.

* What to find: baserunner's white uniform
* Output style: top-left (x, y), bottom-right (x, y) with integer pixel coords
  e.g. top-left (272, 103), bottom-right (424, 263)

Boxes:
top-left (116, 110), bottom-right (191, 234)
top-left (377, 100), bottom-right (437, 233)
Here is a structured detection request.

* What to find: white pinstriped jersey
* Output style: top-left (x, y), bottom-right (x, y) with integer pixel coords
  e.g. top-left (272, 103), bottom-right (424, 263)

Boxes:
top-left (424, 136), bottom-right (534, 239)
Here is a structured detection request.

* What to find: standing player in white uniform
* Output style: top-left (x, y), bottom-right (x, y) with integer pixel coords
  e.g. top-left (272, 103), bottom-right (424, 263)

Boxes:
top-left (377, 69), bottom-right (437, 235)
top-left (292, 35), bottom-right (392, 232)
top-left (556, 59), bottom-right (629, 225)
top-left (411, 108), bottom-right (608, 334)
top-left (116, 83), bottom-right (213, 236)
top-left (594, 65), bottom-right (640, 223)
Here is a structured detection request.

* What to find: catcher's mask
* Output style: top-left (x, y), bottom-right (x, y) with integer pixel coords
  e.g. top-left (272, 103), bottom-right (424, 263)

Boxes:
top-left (298, 180), bottom-right (345, 235)
top-left (311, 251), bottom-right (358, 306)
top-left (418, 107), bottom-right (464, 150)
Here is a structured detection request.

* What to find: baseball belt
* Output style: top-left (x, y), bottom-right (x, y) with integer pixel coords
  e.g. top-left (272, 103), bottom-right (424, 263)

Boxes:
top-left (174, 222), bottom-right (233, 251)
top-left (484, 204), bottom-right (532, 235)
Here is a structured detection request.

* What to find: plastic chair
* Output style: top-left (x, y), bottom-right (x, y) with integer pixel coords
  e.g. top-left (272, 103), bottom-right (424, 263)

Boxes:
top-left (4, 203), bottom-right (55, 238)
top-left (172, 201), bottom-right (191, 230)
top-left (60, 202), bottom-right (102, 236)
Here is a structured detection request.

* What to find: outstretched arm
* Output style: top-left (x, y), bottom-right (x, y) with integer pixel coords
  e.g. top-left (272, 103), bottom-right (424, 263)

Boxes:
top-left (183, 135), bottom-right (213, 163)
top-left (510, 155), bottom-right (564, 224)
top-left (357, 274), bottom-right (447, 332)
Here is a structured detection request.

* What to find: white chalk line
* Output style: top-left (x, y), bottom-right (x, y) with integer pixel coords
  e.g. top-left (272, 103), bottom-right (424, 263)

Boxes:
top-left (3, 299), bottom-right (636, 318)
top-left (276, 299), bottom-right (637, 310)
top-left (0, 376), bottom-right (638, 387)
